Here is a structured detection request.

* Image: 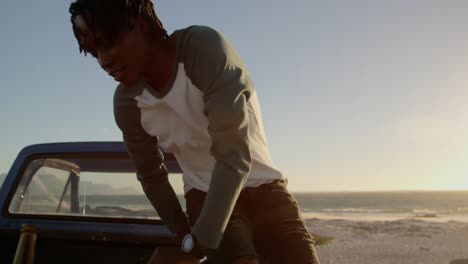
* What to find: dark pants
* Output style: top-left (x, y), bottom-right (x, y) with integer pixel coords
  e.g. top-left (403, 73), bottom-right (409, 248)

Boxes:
top-left (185, 180), bottom-right (320, 264)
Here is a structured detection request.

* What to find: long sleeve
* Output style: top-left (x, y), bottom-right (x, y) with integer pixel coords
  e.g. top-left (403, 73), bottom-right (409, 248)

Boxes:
top-left (178, 26), bottom-right (254, 248)
top-left (113, 84), bottom-right (190, 236)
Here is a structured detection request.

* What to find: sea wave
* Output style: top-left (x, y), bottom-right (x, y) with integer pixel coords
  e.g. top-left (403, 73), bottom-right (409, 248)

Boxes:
top-left (456, 207), bottom-right (468, 213)
top-left (310, 207), bottom-right (468, 216)
top-left (322, 208), bottom-right (385, 214)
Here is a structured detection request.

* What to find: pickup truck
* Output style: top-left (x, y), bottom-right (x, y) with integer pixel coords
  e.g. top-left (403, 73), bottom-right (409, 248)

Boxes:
top-left (0, 142), bottom-right (186, 263)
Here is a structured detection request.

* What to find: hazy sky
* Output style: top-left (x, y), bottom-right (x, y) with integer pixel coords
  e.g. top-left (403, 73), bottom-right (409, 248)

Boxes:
top-left (1, 1), bottom-right (468, 192)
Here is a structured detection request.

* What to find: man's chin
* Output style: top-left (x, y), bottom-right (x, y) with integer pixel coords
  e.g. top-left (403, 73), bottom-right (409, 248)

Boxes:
top-left (119, 78), bottom-right (139, 88)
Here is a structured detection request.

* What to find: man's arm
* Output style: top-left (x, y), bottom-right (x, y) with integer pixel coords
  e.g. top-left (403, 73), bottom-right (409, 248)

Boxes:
top-left (179, 26), bottom-right (254, 249)
top-left (114, 84), bottom-right (191, 238)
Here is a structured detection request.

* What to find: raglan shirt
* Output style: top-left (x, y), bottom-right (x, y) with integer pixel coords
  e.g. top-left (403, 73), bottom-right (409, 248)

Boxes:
top-left (114, 25), bottom-right (284, 249)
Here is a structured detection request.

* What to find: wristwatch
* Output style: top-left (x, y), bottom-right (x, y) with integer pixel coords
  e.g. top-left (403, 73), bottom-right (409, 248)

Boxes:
top-left (181, 233), bottom-right (206, 259)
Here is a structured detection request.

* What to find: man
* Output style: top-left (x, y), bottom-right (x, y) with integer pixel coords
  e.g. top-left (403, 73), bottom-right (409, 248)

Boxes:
top-left (69, 1), bottom-right (320, 263)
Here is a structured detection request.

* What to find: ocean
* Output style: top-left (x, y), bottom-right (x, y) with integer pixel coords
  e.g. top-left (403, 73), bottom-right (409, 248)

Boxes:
top-left (293, 191), bottom-right (468, 222)
top-left (81, 190), bottom-right (468, 222)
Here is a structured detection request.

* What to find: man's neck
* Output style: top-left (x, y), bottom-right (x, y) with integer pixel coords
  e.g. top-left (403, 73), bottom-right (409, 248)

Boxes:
top-left (144, 36), bottom-right (177, 92)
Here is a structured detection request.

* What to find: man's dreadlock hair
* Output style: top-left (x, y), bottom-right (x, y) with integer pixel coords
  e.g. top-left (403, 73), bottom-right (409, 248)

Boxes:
top-left (69, 0), bottom-right (168, 55)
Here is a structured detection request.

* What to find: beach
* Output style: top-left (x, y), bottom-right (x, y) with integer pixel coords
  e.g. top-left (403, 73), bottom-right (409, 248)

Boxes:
top-left (307, 216), bottom-right (468, 264)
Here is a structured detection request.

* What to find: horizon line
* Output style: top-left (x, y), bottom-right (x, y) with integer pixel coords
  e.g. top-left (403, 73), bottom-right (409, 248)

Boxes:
top-left (291, 189), bottom-right (468, 193)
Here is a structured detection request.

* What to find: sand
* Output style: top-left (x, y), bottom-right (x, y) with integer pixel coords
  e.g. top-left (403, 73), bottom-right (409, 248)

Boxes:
top-left (307, 217), bottom-right (468, 264)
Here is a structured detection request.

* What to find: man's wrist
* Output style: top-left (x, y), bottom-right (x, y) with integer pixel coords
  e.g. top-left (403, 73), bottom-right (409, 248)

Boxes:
top-left (181, 233), bottom-right (207, 259)
top-left (176, 226), bottom-right (192, 241)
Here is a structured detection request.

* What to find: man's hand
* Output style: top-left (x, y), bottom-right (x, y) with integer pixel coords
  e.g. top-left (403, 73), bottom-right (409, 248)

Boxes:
top-left (146, 247), bottom-right (201, 264)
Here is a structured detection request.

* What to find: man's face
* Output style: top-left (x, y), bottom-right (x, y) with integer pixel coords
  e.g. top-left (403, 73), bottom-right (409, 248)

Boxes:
top-left (75, 15), bottom-right (150, 87)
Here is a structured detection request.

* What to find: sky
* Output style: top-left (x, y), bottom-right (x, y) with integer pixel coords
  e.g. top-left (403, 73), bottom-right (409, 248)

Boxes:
top-left (1, 1), bottom-right (468, 192)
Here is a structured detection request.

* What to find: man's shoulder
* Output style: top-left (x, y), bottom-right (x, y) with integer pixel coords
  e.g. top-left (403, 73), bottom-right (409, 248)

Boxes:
top-left (173, 25), bottom-right (226, 53)
top-left (113, 82), bottom-right (147, 128)
top-left (113, 82), bottom-right (147, 112)
top-left (114, 83), bottom-right (132, 103)
top-left (173, 25), bottom-right (221, 38)
top-left (114, 83), bottom-right (126, 95)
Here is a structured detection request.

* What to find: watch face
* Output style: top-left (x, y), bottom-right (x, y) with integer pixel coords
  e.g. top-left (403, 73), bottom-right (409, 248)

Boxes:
top-left (182, 234), bottom-right (194, 252)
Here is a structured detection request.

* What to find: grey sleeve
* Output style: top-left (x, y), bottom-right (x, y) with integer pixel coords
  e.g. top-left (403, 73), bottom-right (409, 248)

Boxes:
top-left (180, 26), bottom-right (253, 248)
top-left (113, 85), bottom-right (190, 236)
